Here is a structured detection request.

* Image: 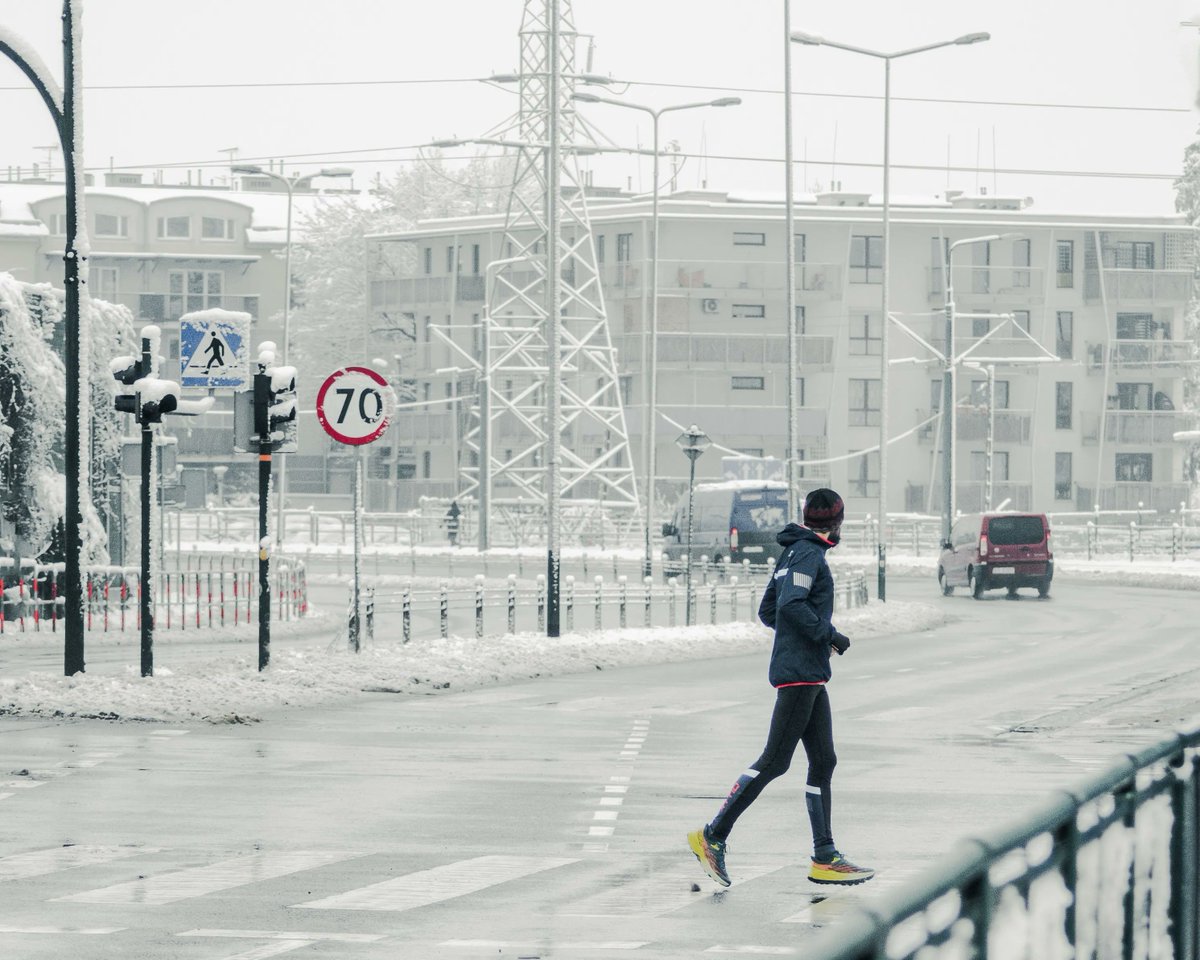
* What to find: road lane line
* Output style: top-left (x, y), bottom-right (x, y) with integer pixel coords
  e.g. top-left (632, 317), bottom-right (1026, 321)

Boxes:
top-left (209, 942), bottom-right (313, 960)
top-left (0, 925), bottom-right (124, 934)
top-left (0, 845), bottom-right (147, 882)
top-left (56, 851), bottom-right (355, 905)
top-left (295, 855), bottom-right (579, 912)
top-left (599, 797), bottom-right (623, 806)
top-left (181, 929), bottom-right (384, 942)
top-left (604, 785), bottom-right (628, 794)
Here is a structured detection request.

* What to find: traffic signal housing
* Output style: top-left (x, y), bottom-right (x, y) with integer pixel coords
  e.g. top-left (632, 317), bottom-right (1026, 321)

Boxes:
top-left (249, 361), bottom-right (299, 452)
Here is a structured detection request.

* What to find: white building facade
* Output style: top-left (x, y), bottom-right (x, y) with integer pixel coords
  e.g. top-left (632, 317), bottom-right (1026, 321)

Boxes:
top-left (371, 187), bottom-right (1197, 524)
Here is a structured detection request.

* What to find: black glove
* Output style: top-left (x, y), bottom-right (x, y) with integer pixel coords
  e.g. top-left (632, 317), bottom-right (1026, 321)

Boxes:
top-left (830, 630), bottom-right (850, 656)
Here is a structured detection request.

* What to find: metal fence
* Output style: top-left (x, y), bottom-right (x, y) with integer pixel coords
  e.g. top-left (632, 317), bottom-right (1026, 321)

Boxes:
top-left (811, 726), bottom-right (1200, 959)
top-left (0, 557), bottom-right (307, 634)
top-left (357, 568), bottom-right (870, 642)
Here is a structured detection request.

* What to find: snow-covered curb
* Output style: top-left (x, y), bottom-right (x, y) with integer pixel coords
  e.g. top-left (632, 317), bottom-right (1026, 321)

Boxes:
top-left (0, 600), bottom-right (943, 724)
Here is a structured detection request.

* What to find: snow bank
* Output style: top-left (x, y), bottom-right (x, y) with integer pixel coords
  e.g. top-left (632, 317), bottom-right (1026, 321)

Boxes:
top-left (0, 599), bottom-right (943, 724)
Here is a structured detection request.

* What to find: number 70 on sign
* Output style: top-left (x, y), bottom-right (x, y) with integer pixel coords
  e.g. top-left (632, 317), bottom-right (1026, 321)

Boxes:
top-left (315, 366), bottom-right (397, 446)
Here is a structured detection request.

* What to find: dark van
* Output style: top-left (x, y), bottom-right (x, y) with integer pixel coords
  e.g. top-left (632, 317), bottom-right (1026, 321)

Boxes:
top-left (938, 512), bottom-right (1053, 599)
top-left (662, 481), bottom-right (789, 573)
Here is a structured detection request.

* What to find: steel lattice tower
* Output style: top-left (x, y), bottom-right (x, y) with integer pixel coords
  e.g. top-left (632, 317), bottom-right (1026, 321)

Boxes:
top-left (455, 0), bottom-right (640, 547)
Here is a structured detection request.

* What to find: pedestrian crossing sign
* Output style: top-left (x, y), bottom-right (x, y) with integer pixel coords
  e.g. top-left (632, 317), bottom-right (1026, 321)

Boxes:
top-left (179, 308), bottom-right (251, 390)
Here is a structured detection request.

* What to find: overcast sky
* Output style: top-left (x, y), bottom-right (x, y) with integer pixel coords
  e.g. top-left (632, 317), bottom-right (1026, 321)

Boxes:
top-left (0, 0), bottom-right (1197, 217)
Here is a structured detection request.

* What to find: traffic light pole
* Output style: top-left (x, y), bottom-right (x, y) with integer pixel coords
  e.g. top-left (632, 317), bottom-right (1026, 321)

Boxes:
top-left (139, 372), bottom-right (154, 678)
top-left (258, 446), bottom-right (271, 671)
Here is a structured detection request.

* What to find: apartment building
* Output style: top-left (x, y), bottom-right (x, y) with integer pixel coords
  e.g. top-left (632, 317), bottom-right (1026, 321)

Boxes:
top-left (370, 186), bottom-right (1197, 521)
top-left (0, 171), bottom-right (342, 505)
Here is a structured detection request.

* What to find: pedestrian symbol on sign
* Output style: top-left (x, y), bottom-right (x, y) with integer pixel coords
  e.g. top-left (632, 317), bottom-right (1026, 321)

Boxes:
top-left (203, 335), bottom-right (226, 372)
top-left (179, 308), bottom-right (251, 391)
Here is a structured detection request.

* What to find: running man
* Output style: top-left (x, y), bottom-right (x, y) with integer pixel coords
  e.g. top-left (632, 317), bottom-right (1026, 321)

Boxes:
top-left (688, 488), bottom-right (874, 887)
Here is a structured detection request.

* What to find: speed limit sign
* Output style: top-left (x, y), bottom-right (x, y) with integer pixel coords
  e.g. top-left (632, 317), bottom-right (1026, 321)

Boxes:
top-left (315, 366), bottom-right (395, 446)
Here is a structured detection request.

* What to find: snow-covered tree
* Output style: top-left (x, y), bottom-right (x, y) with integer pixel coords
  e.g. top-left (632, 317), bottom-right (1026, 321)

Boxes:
top-left (0, 273), bottom-right (135, 566)
top-left (1173, 132), bottom-right (1200, 497)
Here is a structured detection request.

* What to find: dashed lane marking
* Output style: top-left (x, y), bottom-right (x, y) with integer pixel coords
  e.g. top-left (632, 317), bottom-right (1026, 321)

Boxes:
top-left (0, 845), bottom-right (148, 882)
top-left (181, 929), bottom-right (384, 943)
top-left (56, 850), bottom-right (357, 905)
top-left (207, 942), bottom-right (312, 960)
top-left (441, 940), bottom-right (649, 951)
top-left (295, 855), bottom-right (579, 912)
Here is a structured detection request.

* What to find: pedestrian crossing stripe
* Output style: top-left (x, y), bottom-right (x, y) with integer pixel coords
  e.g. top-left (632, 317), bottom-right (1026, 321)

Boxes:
top-left (55, 850), bottom-right (357, 905)
top-left (0, 925), bottom-right (125, 935)
top-left (295, 855), bottom-right (579, 912)
top-left (0, 845), bottom-right (148, 882)
top-left (565, 862), bottom-right (784, 917)
top-left (180, 929), bottom-right (385, 943)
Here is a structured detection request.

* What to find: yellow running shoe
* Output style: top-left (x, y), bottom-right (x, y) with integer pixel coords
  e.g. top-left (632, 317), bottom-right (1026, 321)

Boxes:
top-left (809, 851), bottom-right (875, 885)
top-left (687, 826), bottom-right (731, 887)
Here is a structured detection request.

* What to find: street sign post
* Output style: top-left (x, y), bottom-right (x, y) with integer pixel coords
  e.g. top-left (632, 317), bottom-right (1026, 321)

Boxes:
top-left (180, 308), bottom-right (251, 391)
top-left (316, 366), bottom-right (395, 651)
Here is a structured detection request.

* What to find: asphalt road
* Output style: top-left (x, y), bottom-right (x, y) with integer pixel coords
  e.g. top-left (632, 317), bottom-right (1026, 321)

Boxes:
top-left (2, 578), bottom-right (1198, 959)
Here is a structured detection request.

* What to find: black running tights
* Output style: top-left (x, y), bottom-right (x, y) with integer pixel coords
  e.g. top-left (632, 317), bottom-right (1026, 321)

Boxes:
top-left (707, 684), bottom-right (837, 854)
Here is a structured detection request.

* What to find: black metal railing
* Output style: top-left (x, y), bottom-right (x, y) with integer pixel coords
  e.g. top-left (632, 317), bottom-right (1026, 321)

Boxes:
top-left (809, 726), bottom-right (1200, 959)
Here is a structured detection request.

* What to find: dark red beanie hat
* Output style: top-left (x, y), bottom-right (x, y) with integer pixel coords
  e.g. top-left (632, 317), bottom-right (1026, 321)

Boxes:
top-left (803, 488), bottom-right (844, 528)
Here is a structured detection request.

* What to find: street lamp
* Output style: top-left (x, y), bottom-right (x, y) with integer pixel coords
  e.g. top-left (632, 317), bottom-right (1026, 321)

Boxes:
top-left (675, 424), bottom-right (711, 626)
top-left (570, 92), bottom-right (741, 581)
top-left (231, 163), bottom-right (353, 542)
top-left (942, 233), bottom-right (1009, 543)
top-left (789, 27), bottom-right (989, 602)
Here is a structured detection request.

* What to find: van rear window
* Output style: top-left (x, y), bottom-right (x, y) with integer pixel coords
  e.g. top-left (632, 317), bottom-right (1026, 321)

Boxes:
top-left (732, 490), bottom-right (788, 532)
top-left (987, 516), bottom-right (1045, 545)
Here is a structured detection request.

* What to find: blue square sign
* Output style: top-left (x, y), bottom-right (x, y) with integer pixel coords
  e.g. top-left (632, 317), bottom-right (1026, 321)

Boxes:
top-left (179, 308), bottom-right (251, 390)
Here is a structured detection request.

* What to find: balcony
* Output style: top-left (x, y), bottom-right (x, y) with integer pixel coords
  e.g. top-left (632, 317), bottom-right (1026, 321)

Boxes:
top-left (136, 293), bottom-right (260, 323)
top-left (1080, 410), bottom-right (1197, 445)
top-left (926, 265), bottom-right (1046, 302)
top-left (1075, 482), bottom-right (1191, 513)
top-left (655, 260), bottom-right (843, 302)
top-left (610, 332), bottom-right (835, 370)
top-left (1083, 269), bottom-right (1192, 304)
top-left (1085, 338), bottom-right (1196, 373)
top-left (956, 408), bottom-right (1033, 444)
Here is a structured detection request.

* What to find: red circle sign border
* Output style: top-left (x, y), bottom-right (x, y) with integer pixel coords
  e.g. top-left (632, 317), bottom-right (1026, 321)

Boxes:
top-left (316, 365), bottom-right (392, 446)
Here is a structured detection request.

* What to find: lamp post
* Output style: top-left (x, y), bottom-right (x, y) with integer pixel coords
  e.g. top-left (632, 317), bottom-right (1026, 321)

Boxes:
top-left (675, 424), bottom-right (711, 626)
top-left (1, 2), bottom-right (87, 674)
top-left (230, 163), bottom-right (353, 542)
top-left (790, 28), bottom-right (989, 601)
top-left (571, 92), bottom-right (740, 581)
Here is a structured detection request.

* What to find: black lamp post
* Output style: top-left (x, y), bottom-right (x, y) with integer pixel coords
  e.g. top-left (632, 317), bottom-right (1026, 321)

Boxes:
top-left (0, 1), bottom-right (86, 675)
top-left (675, 424), bottom-right (710, 626)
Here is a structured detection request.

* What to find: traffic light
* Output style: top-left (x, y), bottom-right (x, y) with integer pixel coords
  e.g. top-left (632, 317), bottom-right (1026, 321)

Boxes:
top-left (251, 358), bottom-right (298, 451)
top-left (110, 352), bottom-right (150, 417)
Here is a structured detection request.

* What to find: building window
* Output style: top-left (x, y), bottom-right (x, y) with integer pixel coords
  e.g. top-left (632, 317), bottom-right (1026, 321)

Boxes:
top-left (168, 270), bottom-right (223, 318)
top-left (848, 313), bottom-right (881, 356)
top-left (446, 246), bottom-right (456, 273)
top-left (1013, 238), bottom-right (1031, 288)
top-left (849, 378), bottom-right (880, 426)
top-left (49, 212), bottom-right (66, 235)
top-left (201, 216), bottom-right (234, 240)
top-left (95, 213), bottom-right (128, 237)
top-left (1056, 240), bottom-right (1074, 287)
top-left (971, 240), bottom-right (991, 294)
top-left (422, 247), bottom-right (432, 275)
top-left (795, 305), bottom-right (806, 334)
top-left (732, 304), bottom-right (765, 319)
top-left (970, 379), bottom-right (1009, 409)
top-left (423, 315), bottom-right (431, 343)
top-left (444, 381), bottom-right (453, 410)
top-left (970, 450), bottom-right (1009, 482)
top-left (157, 215), bottom-right (190, 239)
top-left (1116, 382), bottom-right (1153, 411)
top-left (850, 449), bottom-right (880, 498)
top-left (595, 235), bottom-right (605, 266)
top-left (471, 244), bottom-right (481, 275)
top-left (733, 231), bottom-right (766, 246)
top-left (619, 375), bottom-right (633, 406)
top-left (794, 233), bottom-right (806, 262)
top-left (930, 378), bottom-right (942, 412)
top-left (1113, 241), bottom-right (1154, 269)
top-left (731, 376), bottom-right (765, 390)
top-left (796, 376), bottom-right (806, 407)
top-left (1055, 452), bottom-right (1072, 501)
top-left (422, 382), bottom-right (431, 402)
top-left (616, 233), bottom-right (632, 261)
top-left (1115, 453), bottom-right (1152, 483)
top-left (736, 447), bottom-right (764, 458)
top-left (1056, 311), bottom-right (1073, 359)
top-left (1055, 382), bottom-right (1072, 429)
top-left (422, 450), bottom-right (432, 479)
top-left (1013, 310), bottom-right (1030, 333)
top-left (91, 267), bottom-right (118, 300)
top-left (849, 235), bottom-right (882, 284)
top-left (972, 315), bottom-right (990, 338)
top-left (1116, 313), bottom-right (1155, 340)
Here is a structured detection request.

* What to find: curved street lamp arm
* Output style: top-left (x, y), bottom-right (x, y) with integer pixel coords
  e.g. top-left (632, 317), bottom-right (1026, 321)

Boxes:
top-left (0, 37), bottom-right (65, 126)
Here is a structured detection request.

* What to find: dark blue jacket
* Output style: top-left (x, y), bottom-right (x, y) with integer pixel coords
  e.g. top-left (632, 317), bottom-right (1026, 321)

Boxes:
top-left (758, 524), bottom-right (845, 686)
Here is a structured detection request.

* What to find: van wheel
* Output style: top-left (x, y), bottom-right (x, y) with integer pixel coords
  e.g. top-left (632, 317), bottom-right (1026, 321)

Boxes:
top-left (1037, 580), bottom-right (1051, 599)
top-left (938, 567), bottom-right (953, 596)
top-left (970, 569), bottom-right (986, 599)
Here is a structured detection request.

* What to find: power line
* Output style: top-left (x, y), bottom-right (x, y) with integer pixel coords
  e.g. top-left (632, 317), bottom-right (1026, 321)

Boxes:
top-left (0, 74), bottom-right (1188, 115)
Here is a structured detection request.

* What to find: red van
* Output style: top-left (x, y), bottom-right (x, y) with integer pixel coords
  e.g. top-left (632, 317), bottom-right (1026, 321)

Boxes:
top-left (937, 512), bottom-right (1053, 599)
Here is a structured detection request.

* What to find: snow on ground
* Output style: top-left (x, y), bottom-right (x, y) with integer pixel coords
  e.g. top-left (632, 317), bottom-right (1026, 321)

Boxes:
top-left (2, 552), bottom-right (1197, 725)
